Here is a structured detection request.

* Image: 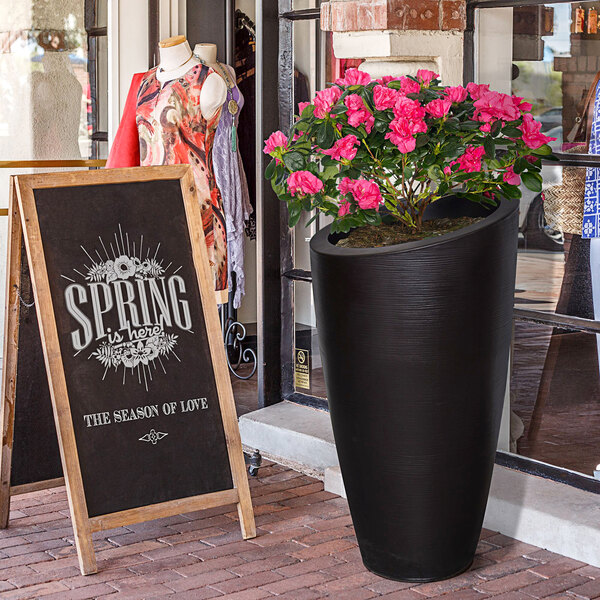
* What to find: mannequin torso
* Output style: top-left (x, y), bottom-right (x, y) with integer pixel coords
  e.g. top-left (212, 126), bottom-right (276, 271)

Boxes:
top-left (157, 36), bottom-right (226, 120)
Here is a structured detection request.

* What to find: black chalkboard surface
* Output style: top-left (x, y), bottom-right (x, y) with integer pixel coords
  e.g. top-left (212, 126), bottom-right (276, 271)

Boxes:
top-left (1, 166), bottom-right (255, 575)
top-left (11, 244), bottom-right (62, 487)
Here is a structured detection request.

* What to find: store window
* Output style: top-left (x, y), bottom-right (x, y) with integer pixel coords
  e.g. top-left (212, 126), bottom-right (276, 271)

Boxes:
top-left (0, 0), bottom-right (109, 353)
top-left (475, 1), bottom-right (600, 481)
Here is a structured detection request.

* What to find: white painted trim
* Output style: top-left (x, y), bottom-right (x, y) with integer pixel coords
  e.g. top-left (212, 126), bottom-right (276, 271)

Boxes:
top-left (108, 0), bottom-right (120, 145)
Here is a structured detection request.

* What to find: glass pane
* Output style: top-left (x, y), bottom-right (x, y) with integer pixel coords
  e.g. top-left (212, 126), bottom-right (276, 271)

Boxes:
top-left (0, 0), bottom-right (106, 161)
top-left (512, 322), bottom-right (600, 477)
top-left (478, 2), bottom-right (600, 477)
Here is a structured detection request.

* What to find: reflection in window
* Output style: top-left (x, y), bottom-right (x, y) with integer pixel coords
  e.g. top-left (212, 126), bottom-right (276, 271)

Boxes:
top-left (504, 2), bottom-right (600, 478)
top-left (0, 0), bottom-right (107, 161)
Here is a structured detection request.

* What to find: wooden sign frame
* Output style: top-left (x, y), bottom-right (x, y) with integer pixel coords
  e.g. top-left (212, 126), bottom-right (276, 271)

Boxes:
top-left (0, 167), bottom-right (255, 575)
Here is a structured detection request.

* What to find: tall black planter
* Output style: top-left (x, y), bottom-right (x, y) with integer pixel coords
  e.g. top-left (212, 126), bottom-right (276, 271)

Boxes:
top-left (310, 196), bottom-right (518, 582)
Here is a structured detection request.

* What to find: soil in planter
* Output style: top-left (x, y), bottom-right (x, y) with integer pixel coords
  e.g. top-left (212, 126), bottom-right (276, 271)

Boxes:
top-left (335, 217), bottom-right (483, 249)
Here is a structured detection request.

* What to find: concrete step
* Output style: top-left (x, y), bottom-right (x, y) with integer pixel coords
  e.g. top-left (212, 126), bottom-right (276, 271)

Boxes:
top-left (323, 462), bottom-right (600, 568)
top-left (238, 401), bottom-right (339, 477)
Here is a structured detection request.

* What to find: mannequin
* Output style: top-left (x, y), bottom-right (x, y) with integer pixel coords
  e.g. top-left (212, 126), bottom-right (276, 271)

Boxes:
top-left (106, 35), bottom-right (230, 302)
top-left (193, 43), bottom-right (252, 309)
top-left (157, 36), bottom-right (226, 120)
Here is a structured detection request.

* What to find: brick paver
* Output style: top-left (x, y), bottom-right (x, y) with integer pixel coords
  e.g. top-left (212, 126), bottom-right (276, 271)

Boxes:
top-left (0, 461), bottom-right (599, 598)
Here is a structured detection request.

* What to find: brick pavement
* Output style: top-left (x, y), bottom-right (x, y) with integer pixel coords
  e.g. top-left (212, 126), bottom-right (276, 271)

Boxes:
top-left (1, 461), bottom-right (599, 599)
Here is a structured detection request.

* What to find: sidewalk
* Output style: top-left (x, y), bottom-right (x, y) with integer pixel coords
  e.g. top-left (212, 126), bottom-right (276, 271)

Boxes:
top-left (1, 461), bottom-right (599, 599)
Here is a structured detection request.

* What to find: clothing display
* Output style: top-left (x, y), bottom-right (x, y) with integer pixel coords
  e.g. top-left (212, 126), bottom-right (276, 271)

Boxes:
top-left (108, 64), bottom-right (228, 293)
top-left (210, 62), bottom-right (252, 308)
top-left (583, 79), bottom-right (600, 237)
top-left (235, 19), bottom-right (256, 240)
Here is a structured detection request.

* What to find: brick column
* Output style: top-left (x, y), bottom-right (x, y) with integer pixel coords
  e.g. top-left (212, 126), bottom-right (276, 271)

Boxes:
top-left (321, 0), bottom-right (466, 85)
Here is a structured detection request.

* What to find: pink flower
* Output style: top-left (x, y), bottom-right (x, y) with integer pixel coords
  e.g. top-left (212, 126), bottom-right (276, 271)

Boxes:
top-left (393, 96), bottom-right (426, 121)
top-left (377, 75), bottom-right (400, 84)
top-left (320, 135), bottom-right (360, 161)
top-left (263, 130), bottom-right (288, 155)
top-left (479, 123), bottom-right (492, 133)
top-left (512, 95), bottom-right (532, 113)
top-left (443, 165), bottom-right (452, 176)
top-left (474, 91), bottom-right (521, 123)
top-left (345, 94), bottom-right (375, 133)
top-left (503, 165), bottom-right (521, 186)
top-left (350, 179), bottom-right (384, 210)
top-left (466, 82), bottom-right (490, 101)
top-left (445, 86), bottom-right (468, 103)
top-left (297, 101), bottom-right (311, 115)
top-left (313, 86), bottom-right (343, 119)
top-left (335, 68), bottom-right (371, 87)
top-left (386, 118), bottom-right (424, 153)
top-left (519, 114), bottom-right (555, 150)
top-left (426, 98), bottom-right (452, 119)
top-left (287, 171), bottom-right (324, 196)
top-left (400, 77), bottom-right (421, 95)
top-left (373, 85), bottom-right (400, 110)
top-left (416, 69), bottom-right (439, 86)
top-left (338, 200), bottom-right (350, 216)
top-left (338, 177), bottom-right (355, 196)
top-left (456, 145), bottom-right (486, 173)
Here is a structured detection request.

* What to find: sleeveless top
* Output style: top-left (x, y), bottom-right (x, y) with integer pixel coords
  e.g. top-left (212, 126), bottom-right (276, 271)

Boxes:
top-left (135, 63), bottom-right (228, 292)
top-left (212, 65), bottom-right (252, 308)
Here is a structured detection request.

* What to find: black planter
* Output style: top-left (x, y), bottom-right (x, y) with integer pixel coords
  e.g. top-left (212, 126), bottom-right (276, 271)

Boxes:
top-left (310, 196), bottom-right (518, 582)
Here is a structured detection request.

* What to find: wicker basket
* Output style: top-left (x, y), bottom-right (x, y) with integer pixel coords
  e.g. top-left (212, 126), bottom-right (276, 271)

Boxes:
top-left (543, 146), bottom-right (585, 235)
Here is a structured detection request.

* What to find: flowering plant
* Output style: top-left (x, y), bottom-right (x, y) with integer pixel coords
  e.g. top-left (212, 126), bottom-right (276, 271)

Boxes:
top-left (264, 69), bottom-right (556, 234)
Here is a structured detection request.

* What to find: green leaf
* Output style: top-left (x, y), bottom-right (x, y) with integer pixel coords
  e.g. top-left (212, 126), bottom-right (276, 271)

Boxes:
top-left (283, 151), bottom-right (305, 171)
top-left (415, 134), bottom-right (429, 148)
top-left (316, 122), bottom-right (335, 148)
top-left (484, 137), bottom-right (495, 159)
top-left (500, 184), bottom-right (522, 199)
top-left (531, 144), bottom-right (553, 156)
top-left (301, 104), bottom-right (315, 119)
top-left (513, 157), bottom-right (528, 174)
top-left (502, 126), bottom-right (521, 137)
top-left (265, 158), bottom-right (276, 180)
top-left (288, 202), bottom-right (303, 227)
top-left (521, 171), bottom-right (543, 192)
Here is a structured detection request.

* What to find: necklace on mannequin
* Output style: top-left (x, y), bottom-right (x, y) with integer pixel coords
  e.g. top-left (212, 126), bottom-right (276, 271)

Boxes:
top-left (196, 57), bottom-right (239, 152)
top-left (158, 51), bottom-right (195, 74)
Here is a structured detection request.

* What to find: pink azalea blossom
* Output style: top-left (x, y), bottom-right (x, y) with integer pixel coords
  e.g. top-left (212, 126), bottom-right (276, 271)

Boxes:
top-left (350, 179), bottom-right (384, 210)
top-left (426, 98), bottom-right (452, 119)
top-left (456, 146), bottom-right (486, 173)
top-left (345, 94), bottom-right (375, 133)
top-left (445, 86), bottom-right (468, 103)
top-left (373, 85), bottom-right (400, 110)
top-left (416, 69), bottom-right (439, 86)
top-left (400, 77), bottom-right (421, 95)
top-left (338, 200), bottom-right (351, 216)
top-left (335, 68), bottom-right (371, 87)
top-left (320, 135), bottom-right (360, 161)
top-left (466, 82), bottom-right (490, 101)
top-left (313, 86), bottom-right (343, 119)
top-left (297, 101), bottom-right (311, 115)
top-left (263, 130), bottom-right (288, 155)
top-left (479, 123), bottom-right (492, 133)
top-left (512, 96), bottom-right (532, 113)
top-left (474, 91), bottom-right (521, 123)
top-left (393, 96), bottom-right (426, 121)
top-left (338, 177), bottom-right (355, 196)
top-left (385, 117), bottom-right (425, 153)
top-left (444, 165), bottom-right (452, 176)
top-left (377, 75), bottom-right (400, 84)
top-left (503, 165), bottom-right (521, 186)
top-left (519, 114), bottom-right (555, 150)
top-left (287, 171), bottom-right (324, 196)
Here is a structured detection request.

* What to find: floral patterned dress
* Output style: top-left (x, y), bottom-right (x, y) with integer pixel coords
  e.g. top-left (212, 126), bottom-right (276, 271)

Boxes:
top-left (135, 63), bottom-right (227, 292)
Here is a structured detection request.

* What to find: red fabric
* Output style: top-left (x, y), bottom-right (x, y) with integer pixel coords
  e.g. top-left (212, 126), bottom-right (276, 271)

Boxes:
top-left (106, 73), bottom-right (145, 168)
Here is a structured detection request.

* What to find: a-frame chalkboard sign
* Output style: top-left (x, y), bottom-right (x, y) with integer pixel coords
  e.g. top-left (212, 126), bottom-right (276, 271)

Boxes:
top-left (0, 166), bottom-right (255, 575)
